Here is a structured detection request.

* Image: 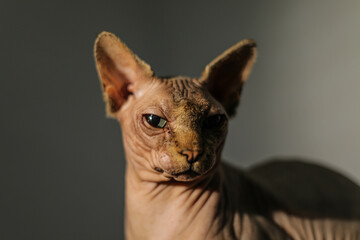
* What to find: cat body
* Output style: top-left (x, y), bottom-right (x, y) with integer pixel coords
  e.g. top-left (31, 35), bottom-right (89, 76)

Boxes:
top-left (94, 32), bottom-right (360, 239)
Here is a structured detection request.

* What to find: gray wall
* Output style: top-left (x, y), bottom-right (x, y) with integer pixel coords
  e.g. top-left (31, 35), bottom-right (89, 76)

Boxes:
top-left (1, 1), bottom-right (359, 239)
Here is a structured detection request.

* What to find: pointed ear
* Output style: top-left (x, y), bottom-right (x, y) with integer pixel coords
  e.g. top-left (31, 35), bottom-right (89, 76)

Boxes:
top-left (199, 39), bottom-right (257, 117)
top-left (94, 31), bottom-right (154, 117)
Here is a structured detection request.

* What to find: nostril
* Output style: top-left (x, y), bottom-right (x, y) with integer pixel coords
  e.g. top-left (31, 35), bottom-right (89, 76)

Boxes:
top-left (180, 150), bottom-right (192, 162)
top-left (180, 149), bottom-right (201, 163)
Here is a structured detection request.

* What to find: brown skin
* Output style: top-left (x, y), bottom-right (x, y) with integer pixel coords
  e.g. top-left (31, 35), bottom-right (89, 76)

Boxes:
top-left (94, 32), bottom-right (360, 239)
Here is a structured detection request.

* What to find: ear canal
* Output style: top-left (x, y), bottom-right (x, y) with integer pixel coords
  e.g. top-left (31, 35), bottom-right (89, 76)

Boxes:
top-left (94, 31), bottom-right (154, 117)
top-left (199, 39), bottom-right (257, 117)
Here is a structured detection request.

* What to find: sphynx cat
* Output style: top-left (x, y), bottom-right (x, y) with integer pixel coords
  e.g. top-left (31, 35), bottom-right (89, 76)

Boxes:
top-left (94, 31), bottom-right (360, 240)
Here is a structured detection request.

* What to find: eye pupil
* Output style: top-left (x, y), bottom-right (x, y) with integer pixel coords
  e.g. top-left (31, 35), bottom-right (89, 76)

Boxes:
top-left (148, 114), bottom-right (160, 125)
top-left (144, 114), bottom-right (167, 128)
top-left (204, 114), bottom-right (226, 128)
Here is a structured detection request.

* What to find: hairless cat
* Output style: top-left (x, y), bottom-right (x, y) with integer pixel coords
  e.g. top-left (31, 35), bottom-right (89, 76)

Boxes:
top-left (94, 31), bottom-right (360, 240)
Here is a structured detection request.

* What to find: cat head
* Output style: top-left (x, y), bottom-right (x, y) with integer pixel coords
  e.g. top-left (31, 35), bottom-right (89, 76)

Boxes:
top-left (94, 32), bottom-right (256, 182)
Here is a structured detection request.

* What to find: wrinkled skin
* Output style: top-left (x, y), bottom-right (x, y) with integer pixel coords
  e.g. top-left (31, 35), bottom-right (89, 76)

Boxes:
top-left (94, 32), bottom-right (360, 239)
top-left (119, 77), bottom-right (227, 182)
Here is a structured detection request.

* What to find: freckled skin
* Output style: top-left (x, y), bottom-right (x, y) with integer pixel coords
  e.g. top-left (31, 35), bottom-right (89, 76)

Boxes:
top-left (95, 32), bottom-right (360, 240)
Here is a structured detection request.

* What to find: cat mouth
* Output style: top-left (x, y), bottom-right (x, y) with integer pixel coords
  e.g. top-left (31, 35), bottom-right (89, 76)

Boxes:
top-left (157, 167), bottom-right (201, 181)
top-left (173, 169), bottom-right (200, 181)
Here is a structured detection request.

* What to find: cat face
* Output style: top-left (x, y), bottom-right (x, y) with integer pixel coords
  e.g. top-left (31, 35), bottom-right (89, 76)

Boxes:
top-left (94, 32), bottom-right (256, 181)
top-left (118, 77), bottom-right (228, 181)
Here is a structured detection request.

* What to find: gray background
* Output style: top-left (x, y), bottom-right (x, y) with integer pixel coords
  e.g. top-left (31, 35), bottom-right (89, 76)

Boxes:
top-left (1, 1), bottom-right (359, 239)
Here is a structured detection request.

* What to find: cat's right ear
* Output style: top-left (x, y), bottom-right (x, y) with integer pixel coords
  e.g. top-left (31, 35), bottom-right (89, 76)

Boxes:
top-left (94, 32), bottom-right (154, 117)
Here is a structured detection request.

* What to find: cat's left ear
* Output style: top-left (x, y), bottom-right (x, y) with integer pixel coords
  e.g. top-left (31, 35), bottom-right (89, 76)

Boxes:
top-left (199, 40), bottom-right (257, 117)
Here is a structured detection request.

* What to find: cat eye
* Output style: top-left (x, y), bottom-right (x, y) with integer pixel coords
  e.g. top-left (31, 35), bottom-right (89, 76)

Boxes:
top-left (144, 114), bottom-right (167, 128)
top-left (204, 114), bottom-right (226, 128)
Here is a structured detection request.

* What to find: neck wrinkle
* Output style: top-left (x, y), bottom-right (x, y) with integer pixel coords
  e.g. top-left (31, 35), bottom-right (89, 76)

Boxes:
top-left (125, 156), bottom-right (222, 198)
top-left (125, 159), bottom-right (232, 238)
top-left (124, 146), bottom-right (245, 239)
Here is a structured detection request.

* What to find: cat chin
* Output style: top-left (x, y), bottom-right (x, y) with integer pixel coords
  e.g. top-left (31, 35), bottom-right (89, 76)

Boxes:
top-left (173, 175), bottom-right (201, 182)
top-left (165, 168), bottom-right (216, 182)
top-left (173, 170), bottom-right (201, 182)
top-left (158, 168), bottom-right (203, 182)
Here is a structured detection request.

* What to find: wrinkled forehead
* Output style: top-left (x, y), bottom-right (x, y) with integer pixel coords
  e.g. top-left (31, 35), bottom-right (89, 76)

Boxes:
top-left (137, 77), bottom-right (224, 120)
top-left (161, 77), bottom-right (224, 118)
top-left (164, 77), bottom-right (210, 110)
top-left (163, 77), bottom-right (203, 102)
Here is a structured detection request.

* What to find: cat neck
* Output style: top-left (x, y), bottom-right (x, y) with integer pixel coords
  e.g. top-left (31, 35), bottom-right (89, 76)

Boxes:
top-left (123, 152), bottom-right (283, 239)
top-left (124, 155), bottom-right (231, 239)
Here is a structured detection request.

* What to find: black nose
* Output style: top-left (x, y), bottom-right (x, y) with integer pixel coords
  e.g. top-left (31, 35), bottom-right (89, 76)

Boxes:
top-left (180, 149), bottom-right (201, 163)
